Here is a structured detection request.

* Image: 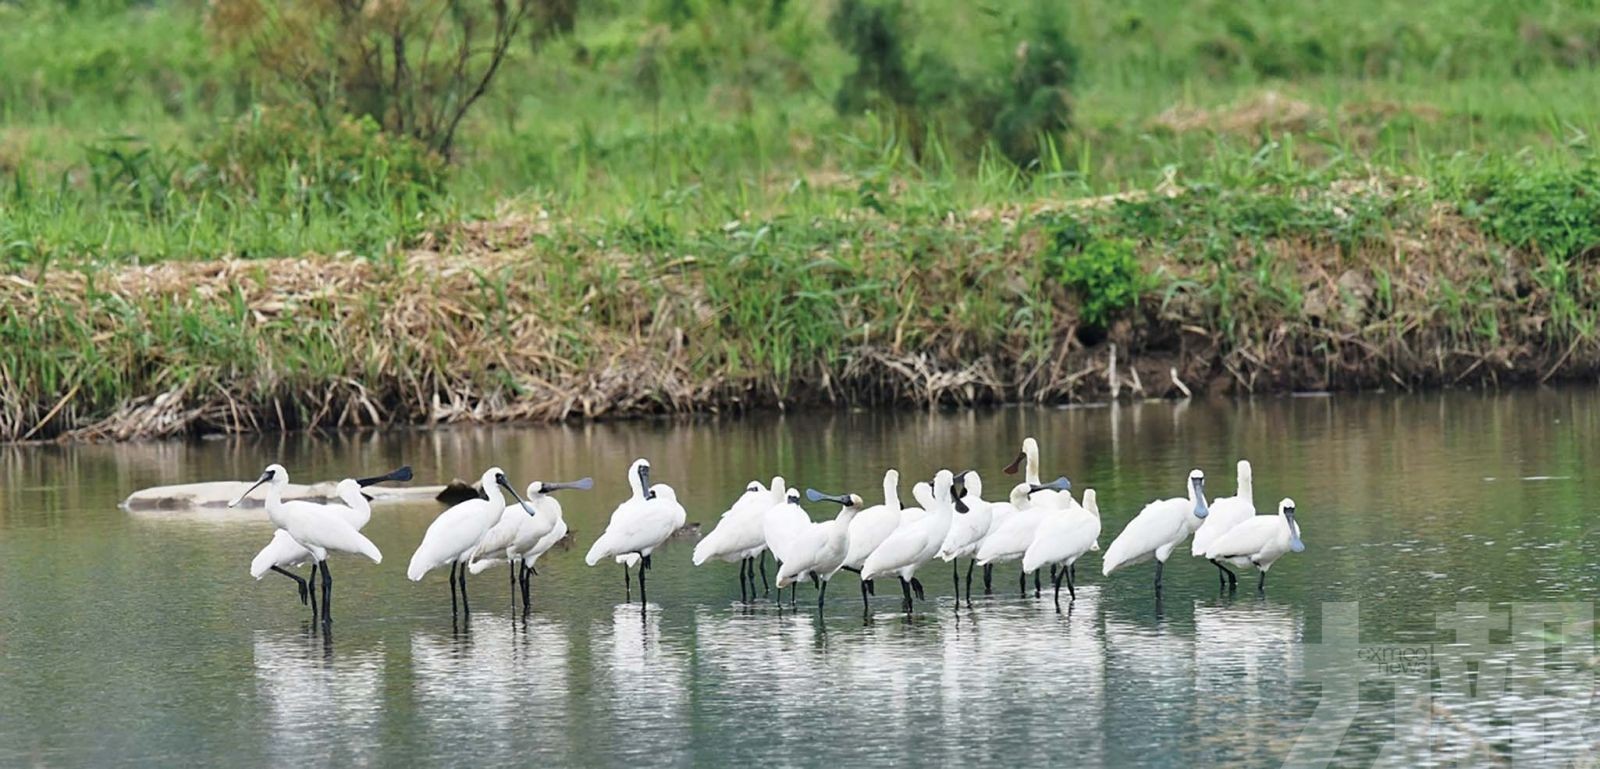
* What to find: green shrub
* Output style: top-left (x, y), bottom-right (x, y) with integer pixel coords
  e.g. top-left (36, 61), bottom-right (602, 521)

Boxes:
top-left (195, 106), bottom-right (445, 203)
top-left (1044, 227), bottom-right (1150, 329)
top-left (1457, 162), bottom-right (1600, 261)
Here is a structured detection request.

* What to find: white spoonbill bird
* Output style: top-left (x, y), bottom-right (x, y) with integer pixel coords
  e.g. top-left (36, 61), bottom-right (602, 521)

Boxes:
top-left (1190, 460), bottom-right (1257, 589)
top-left (1204, 498), bottom-right (1305, 592)
top-left (861, 470), bottom-right (961, 613)
top-left (840, 469), bottom-right (904, 598)
top-left (771, 489), bottom-right (864, 610)
top-left (974, 477), bottom-right (1072, 597)
top-left (249, 466), bottom-right (411, 614)
top-left (585, 459), bottom-right (687, 606)
top-left (1003, 437), bottom-right (1067, 508)
top-left (229, 464), bottom-right (385, 626)
top-left (938, 470), bottom-right (994, 605)
top-left (408, 466), bottom-right (536, 616)
top-left (692, 477), bottom-right (787, 601)
top-left (1102, 469), bottom-right (1210, 593)
top-left (467, 477), bottom-right (592, 611)
top-left (1023, 488), bottom-right (1102, 605)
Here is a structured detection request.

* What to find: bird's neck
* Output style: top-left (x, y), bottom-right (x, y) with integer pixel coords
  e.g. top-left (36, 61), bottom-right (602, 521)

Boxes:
top-left (483, 482), bottom-right (505, 508)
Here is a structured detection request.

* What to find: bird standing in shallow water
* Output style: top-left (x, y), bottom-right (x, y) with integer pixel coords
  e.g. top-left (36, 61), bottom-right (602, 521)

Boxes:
top-left (1204, 498), bottom-right (1305, 593)
top-left (585, 458), bottom-right (687, 608)
top-left (1190, 460), bottom-right (1256, 590)
top-left (230, 464), bottom-right (385, 628)
top-left (693, 477), bottom-right (787, 602)
top-left (407, 466), bottom-right (537, 617)
top-left (1102, 469), bottom-right (1210, 594)
top-left (248, 466), bottom-right (410, 617)
top-left (468, 477), bottom-right (592, 613)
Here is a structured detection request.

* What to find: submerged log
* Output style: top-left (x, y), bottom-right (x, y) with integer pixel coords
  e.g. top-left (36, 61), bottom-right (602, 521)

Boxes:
top-left (122, 480), bottom-right (448, 514)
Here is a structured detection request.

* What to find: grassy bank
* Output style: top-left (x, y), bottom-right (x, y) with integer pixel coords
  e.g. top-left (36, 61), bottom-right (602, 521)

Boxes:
top-left (3, 1), bottom-right (1600, 440)
top-left (6, 157), bottom-right (1599, 441)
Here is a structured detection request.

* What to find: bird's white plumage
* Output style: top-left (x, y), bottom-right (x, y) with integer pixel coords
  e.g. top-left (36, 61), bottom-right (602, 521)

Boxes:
top-left (1191, 460), bottom-right (1255, 557)
top-left (975, 483), bottom-right (1052, 565)
top-left (1102, 470), bottom-right (1209, 576)
top-left (1022, 489), bottom-right (1102, 573)
top-left (773, 494), bottom-right (862, 588)
top-left (1014, 437), bottom-right (1067, 509)
top-left (842, 469), bottom-right (904, 571)
top-left (407, 467), bottom-right (514, 581)
top-left (861, 470), bottom-right (958, 582)
top-left (585, 460), bottom-right (686, 565)
top-left (467, 481), bottom-right (568, 575)
top-left (939, 471), bottom-right (993, 561)
top-left (249, 478), bottom-right (372, 578)
top-left (693, 477), bottom-right (785, 565)
top-left (1204, 498), bottom-right (1304, 572)
top-left (233, 465), bottom-right (382, 566)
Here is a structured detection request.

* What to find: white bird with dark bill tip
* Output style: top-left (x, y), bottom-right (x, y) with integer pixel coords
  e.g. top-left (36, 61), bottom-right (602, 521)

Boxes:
top-left (840, 469), bottom-right (904, 600)
top-left (1102, 469), bottom-right (1210, 593)
top-left (1204, 498), bottom-right (1305, 592)
top-left (407, 466), bottom-right (537, 616)
top-left (861, 470), bottom-right (961, 613)
top-left (1003, 437), bottom-right (1067, 508)
top-left (230, 464), bottom-right (385, 626)
top-left (772, 489), bottom-right (863, 610)
top-left (1022, 488), bottom-right (1102, 606)
top-left (974, 477), bottom-right (1072, 598)
top-left (585, 458), bottom-right (687, 606)
top-left (468, 477), bottom-right (592, 611)
top-left (1190, 460), bottom-right (1256, 589)
top-left (938, 470), bottom-right (993, 605)
top-left (249, 466), bottom-right (411, 614)
top-left (692, 477), bottom-right (787, 601)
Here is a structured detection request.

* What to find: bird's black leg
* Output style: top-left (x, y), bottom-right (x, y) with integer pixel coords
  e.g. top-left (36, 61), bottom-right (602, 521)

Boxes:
top-left (910, 578), bottom-right (924, 601)
top-left (1034, 569), bottom-right (1042, 598)
top-left (810, 573), bottom-right (821, 589)
top-left (1067, 562), bottom-right (1076, 600)
top-left (1258, 569), bottom-right (1266, 594)
top-left (1154, 560), bottom-right (1164, 594)
top-left (272, 566), bottom-right (310, 606)
top-left (449, 562), bottom-right (459, 616)
top-left (308, 562), bottom-right (319, 621)
top-left (1019, 568), bottom-right (1027, 598)
top-left (983, 563), bottom-right (993, 594)
top-left (817, 580), bottom-right (828, 611)
top-left (319, 559), bottom-right (332, 625)
top-left (899, 578), bottom-right (913, 613)
top-left (637, 557), bottom-right (648, 606)
top-left (865, 579), bottom-right (875, 596)
top-left (759, 553), bottom-right (770, 597)
top-left (739, 558), bottom-right (749, 604)
top-left (964, 560), bottom-right (975, 606)
top-left (860, 576), bottom-right (871, 614)
top-left (1052, 564), bottom-right (1063, 611)
top-left (623, 564), bottom-right (631, 601)
top-left (522, 563), bottom-right (534, 611)
top-left (952, 561), bottom-right (959, 602)
top-left (789, 582), bottom-right (797, 607)
top-left (457, 560), bottom-right (470, 615)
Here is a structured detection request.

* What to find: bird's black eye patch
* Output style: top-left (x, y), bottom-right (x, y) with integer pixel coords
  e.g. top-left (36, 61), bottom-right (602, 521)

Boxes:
top-left (747, 484), bottom-right (759, 492)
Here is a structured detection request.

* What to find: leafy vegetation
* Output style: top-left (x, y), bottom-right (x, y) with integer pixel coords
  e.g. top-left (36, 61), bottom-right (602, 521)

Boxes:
top-left (4, 0), bottom-right (1600, 439)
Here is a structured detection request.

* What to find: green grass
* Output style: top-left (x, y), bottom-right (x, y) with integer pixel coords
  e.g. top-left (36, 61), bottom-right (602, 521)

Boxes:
top-left (3, 0), bottom-right (1600, 439)
top-left (3, 0), bottom-right (1599, 266)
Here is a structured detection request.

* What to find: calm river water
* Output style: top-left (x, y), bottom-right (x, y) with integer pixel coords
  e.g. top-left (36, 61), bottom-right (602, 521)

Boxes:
top-left (3, 390), bottom-right (1599, 767)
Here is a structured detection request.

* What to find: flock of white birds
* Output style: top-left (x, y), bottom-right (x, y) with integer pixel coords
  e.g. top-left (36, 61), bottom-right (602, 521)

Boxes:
top-left (228, 437), bottom-right (1305, 625)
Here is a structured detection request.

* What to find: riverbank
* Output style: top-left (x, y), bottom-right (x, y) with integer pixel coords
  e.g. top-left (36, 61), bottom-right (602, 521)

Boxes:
top-left (6, 166), bottom-right (1597, 442)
